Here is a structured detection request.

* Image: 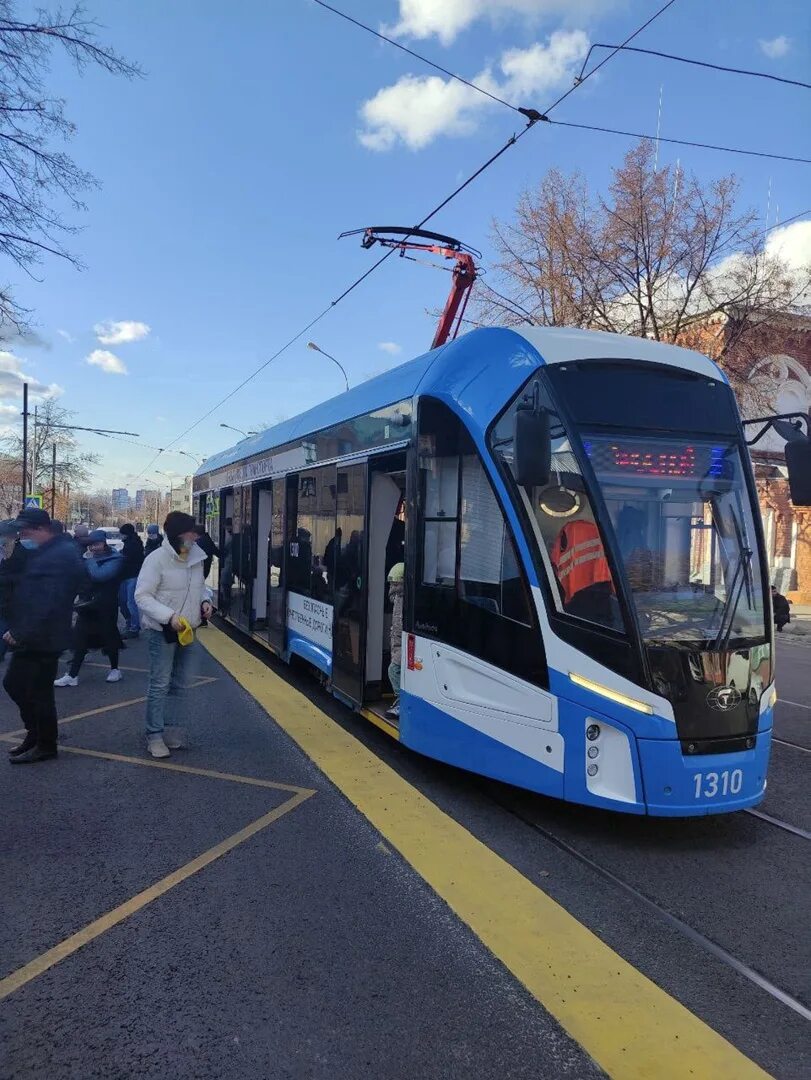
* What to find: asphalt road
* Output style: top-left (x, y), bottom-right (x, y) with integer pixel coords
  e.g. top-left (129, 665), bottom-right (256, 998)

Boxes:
top-left (0, 636), bottom-right (599, 1080)
top-left (0, 630), bottom-right (808, 1079)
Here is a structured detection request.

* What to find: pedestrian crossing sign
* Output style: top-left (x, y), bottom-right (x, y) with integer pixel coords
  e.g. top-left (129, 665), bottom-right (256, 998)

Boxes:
top-left (24, 494), bottom-right (43, 509)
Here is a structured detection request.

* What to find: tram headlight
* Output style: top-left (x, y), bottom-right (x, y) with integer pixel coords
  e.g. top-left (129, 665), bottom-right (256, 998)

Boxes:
top-left (587, 764), bottom-right (598, 776)
top-left (586, 724), bottom-right (600, 742)
top-left (587, 745), bottom-right (599, 759)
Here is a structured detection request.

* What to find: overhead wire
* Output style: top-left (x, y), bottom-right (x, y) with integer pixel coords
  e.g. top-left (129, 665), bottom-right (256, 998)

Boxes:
top-left (127, 0), bottom-right (680, 481)
top-left (576, 44), bottom-right (811, 91)
top-left (314, 1), bottom-right (810, 165)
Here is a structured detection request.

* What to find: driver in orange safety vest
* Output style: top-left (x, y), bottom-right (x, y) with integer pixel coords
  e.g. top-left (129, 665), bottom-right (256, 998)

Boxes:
top-left (550, 520), bottom-right (613, 605)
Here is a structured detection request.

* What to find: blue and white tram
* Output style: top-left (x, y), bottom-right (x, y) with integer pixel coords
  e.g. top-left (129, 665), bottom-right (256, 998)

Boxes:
top-left (195, 326), bottom-right (784, 816)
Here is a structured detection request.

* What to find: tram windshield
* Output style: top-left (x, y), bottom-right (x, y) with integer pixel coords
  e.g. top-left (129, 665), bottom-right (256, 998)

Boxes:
top-left (490, 362), bottom-right (770, 651)
top-left (583, 435), bottom-right (768, 647)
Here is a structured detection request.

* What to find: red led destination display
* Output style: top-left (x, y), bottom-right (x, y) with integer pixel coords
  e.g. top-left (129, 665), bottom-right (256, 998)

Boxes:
top-left (585, 440), bottom-right (726, 479)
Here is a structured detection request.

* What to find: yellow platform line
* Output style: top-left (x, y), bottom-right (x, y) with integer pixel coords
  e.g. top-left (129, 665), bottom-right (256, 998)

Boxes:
top-left (0, 788), bottom-right (313, 1003)
top-left (58, 744), bottom-right (312, 794)
top-left (201, 625), bottom-right (769, 1080)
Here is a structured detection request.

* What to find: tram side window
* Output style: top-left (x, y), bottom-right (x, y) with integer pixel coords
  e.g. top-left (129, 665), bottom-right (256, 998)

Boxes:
top-left (418, 399), bottom-right (533, 627)
top-left (459, 455), bottom-right (533, 626)
top-left (291, 466), bottom-right (337, 602)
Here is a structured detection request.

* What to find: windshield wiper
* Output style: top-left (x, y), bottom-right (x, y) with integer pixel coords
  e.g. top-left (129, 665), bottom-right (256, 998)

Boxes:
top-left (711, 545), bottom-right (753, 653)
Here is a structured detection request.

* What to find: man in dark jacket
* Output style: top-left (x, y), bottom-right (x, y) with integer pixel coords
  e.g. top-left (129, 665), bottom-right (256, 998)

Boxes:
top-left (0, 520), bottom-right (26, 662)
top-left (118, 523), bottom-right (145, 638)
top-left (3, 507), bottom-right (84, 763)
top-left (771, 585), bottom-right (791, 632)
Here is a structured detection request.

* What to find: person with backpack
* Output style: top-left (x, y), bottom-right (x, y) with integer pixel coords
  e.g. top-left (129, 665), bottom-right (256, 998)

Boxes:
top-left (54, 530), bottom-right (125, 686)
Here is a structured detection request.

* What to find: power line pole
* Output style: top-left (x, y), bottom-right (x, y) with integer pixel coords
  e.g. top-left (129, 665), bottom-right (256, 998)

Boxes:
top-left (21, 382), bottom-right (28, 499)
top-left (51, 443), bottom-right (57, 515)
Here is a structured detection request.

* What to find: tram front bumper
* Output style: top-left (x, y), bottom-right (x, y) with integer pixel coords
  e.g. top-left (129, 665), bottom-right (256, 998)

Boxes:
top-left (638, 729), bottom-right (771, 816)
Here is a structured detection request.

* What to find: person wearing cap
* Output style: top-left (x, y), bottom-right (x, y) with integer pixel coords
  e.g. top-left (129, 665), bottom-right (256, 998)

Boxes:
top-left (118, 523), bottom-right (145, 638)
top-left (0, 520), bottom-right (25, 662)
top-left (144, 523), bottom-right (162, 558)
top-left (134, 511), bottom-right (213, 758)
top-left (3, 507), bottom-right (84, 764)
top-left (386, 561), bottom-right (405, 721)
top-left (72, 523), bottom-right (90, 555)
top-left (54, 530), bottom-right (125, 687)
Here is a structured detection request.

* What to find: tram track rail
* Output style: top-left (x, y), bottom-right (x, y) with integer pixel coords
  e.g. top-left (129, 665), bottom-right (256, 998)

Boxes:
top-left (772, 736), bottom-right (811, 753)
top-left (484, 788), bottom-right (811, 1024)
top-left (743, 807), bottom-right (811, 840)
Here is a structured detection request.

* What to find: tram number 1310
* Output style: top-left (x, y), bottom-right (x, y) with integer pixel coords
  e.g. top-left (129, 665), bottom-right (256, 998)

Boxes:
top-left (693, 769), bottom-right (744, 799)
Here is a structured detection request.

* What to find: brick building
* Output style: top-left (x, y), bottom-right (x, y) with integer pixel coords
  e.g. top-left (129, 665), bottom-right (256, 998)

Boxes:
top-left (729, 314), bottom-right (811, 602)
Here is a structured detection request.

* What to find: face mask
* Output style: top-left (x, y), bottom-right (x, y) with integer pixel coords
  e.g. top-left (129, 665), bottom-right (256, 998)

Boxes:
top-left (20, 538), bottom-right (38, 550)
top-left (180, 538), bottom-right (195, 553)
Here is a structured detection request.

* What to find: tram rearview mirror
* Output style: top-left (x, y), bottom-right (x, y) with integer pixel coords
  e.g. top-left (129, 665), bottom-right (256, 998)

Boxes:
top-left (515, 406), bottom-right (551, 488)
top-left (785, 437), bottom-right (811, 506)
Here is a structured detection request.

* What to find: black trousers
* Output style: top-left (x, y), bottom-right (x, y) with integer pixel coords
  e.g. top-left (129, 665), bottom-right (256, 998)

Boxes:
top-left (3, 650), bottom-right (60, 751)
top-left (68, 616), bottom-right (119, 678)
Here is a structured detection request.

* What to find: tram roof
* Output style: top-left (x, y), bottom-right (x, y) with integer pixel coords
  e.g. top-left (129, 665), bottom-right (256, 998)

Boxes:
top-left (196, 326), bottom-right (722, 476)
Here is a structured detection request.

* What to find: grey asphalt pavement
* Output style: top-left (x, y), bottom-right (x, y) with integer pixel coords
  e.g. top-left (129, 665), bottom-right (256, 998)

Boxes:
top-left (0, 636), bottom-right (600, 1080)
top-left (1, 628), bottom-right (807, 1079)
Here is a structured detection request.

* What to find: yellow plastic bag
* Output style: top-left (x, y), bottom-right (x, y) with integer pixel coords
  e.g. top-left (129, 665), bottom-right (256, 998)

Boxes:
top-left (177, 617), bottom-right (195, 647)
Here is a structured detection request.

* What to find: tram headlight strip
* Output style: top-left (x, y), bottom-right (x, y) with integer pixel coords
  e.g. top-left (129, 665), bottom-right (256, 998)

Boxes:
top-left (569, 672), bottom-right (654, 715)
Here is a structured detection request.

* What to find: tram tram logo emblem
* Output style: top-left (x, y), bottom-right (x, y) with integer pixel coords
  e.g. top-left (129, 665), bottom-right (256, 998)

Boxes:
top-left (706, 686), bottom-right (742, 711)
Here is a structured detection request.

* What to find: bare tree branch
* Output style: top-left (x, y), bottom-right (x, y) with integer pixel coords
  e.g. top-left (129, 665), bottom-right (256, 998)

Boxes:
top-left (476, 140), bottom-right (810, 399)
top-left (0, 2), bottom-right (140, 333)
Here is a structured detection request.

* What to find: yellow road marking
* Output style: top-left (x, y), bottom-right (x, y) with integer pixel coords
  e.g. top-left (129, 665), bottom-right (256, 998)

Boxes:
top-left (201, 625), bottom-right (770, 1080)
top-left (0, 788), bottom-right (313, 1002)
top-left (0, 676), bottom-right (217, 742)
top-left (58, 744), bottom-right (313, 794)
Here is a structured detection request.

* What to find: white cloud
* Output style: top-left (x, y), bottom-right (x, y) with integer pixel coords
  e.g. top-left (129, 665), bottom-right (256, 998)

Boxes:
top-left (766, 219), bottom-right (811, 273)
top-left (0, 350), bottom-right (62, 402)
top-left (57, 329), bottom-right (75, 343)
top-left (86, 349), bottom-right (128, 375)
top-left (389, 0), bottom-right (609, 45)
top-left (94, 320), bottom-right (151, 345)
top-left (758, 35), bottom-right (790, 59)
top-left (378, 341), bottom-right (403, 355)
top-left (359, 30), bottom-right (588, 150)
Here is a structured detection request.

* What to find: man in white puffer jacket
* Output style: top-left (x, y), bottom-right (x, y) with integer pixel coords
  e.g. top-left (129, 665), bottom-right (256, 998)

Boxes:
top-left (135, 511), bottom-right (213, 758)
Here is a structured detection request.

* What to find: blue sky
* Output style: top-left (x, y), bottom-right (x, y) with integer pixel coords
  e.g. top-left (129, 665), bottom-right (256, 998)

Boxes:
top-left (3, 0), bottom-right (810, 493)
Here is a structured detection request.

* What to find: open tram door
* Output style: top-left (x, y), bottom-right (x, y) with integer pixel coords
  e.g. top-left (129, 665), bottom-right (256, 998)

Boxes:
top-left (331, 462), bottom-right (367, 706)
top-left (331, 453), bottom-right (407, 711)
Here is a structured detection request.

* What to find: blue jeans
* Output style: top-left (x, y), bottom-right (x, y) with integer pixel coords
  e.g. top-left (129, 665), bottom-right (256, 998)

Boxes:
top-left (145, 629), bottom-right (199, 736)
top-left (119, 578), bottom-right (140, 632)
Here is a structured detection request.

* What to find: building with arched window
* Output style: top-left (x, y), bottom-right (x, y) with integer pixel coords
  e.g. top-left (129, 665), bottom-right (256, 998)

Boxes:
top-left (736, 316), bottom-right (811, 602)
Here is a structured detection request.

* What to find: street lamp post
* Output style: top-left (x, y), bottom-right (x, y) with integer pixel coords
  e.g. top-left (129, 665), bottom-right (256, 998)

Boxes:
top-left (156, 470), bottom-right (175, 512)
top-left (219, 423), bottom-right (257, 440)
top-left (307, 342), bottom-right (350, 392)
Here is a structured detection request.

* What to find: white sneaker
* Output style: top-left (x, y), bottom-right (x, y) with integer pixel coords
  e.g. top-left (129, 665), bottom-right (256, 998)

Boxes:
top-left (106, 669), bottom-right (122, 683)
top-left (146, 735), bottom-right (170, 759)
top-left (163, 727), bottom-right (188, 750)
top-left (54, 674), bottom-right (78, 687)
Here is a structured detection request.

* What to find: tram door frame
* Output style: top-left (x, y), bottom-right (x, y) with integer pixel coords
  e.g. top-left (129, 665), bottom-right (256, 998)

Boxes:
top-left (265, 476), bottom-right (291, 655)
top-left (331, 461), bottom-right (368, 706)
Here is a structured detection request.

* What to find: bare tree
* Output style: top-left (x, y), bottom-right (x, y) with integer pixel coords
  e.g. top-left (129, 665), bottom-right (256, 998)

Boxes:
top-left (0, 450), bottom-right (20, 514)
top-left (476, 141), bottom-right (808, 393)
top-left (1, 397), bottom-right (98, 499)
top-left (0, 2), bottom-right (139, 333)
